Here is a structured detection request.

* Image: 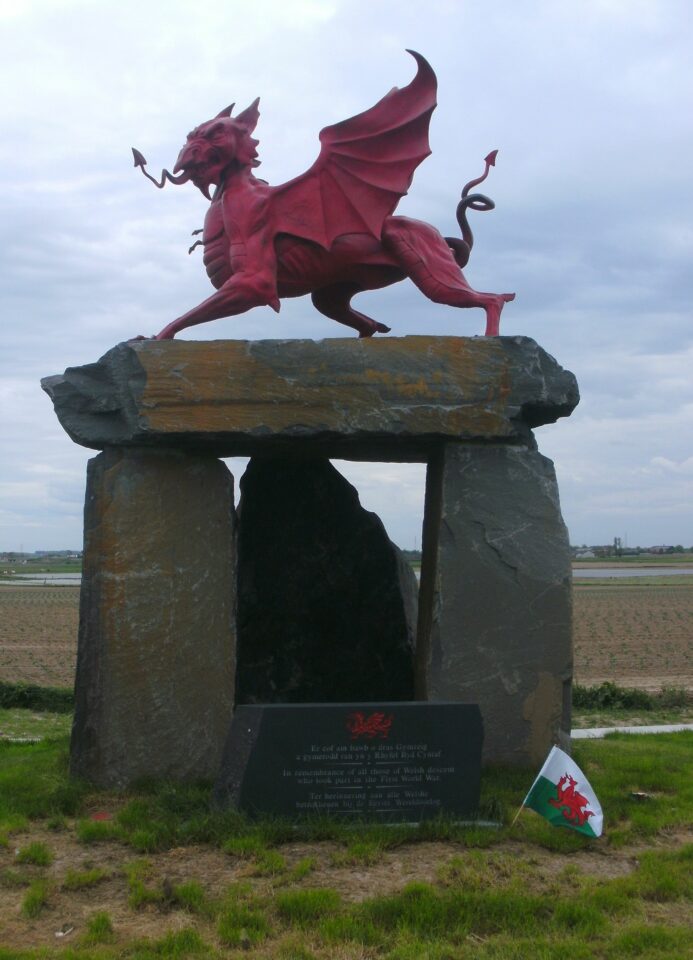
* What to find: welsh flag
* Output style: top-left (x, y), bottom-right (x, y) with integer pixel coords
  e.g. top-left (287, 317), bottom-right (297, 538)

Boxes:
top-left (522, 746), bottom-right (603, 837)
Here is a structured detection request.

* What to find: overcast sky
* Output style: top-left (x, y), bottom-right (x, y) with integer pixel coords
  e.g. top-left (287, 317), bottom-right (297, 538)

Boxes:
top-left (1, 0), bottom-right (691, 552)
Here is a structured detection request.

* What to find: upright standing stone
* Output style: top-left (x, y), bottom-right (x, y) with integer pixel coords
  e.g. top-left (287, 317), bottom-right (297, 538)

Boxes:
top-left (421, 444), bottom-right (572, 765)
top-left (71, 448), bottom-right (236, 788)
top-left (235, 458), bottom-right (418, 704)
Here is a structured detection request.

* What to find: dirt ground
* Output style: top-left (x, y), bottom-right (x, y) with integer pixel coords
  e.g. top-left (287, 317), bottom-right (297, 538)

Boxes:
top-left (0, 580), bottom-right (691, 693)
top-left (2, 821), bottom-right (688, 953)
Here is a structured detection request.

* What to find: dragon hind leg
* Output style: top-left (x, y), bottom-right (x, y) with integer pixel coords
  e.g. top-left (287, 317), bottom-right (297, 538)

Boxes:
top-left (311, 283), bottom-right (391, 338)
top-left (382, 216), bottom-right (514, 336)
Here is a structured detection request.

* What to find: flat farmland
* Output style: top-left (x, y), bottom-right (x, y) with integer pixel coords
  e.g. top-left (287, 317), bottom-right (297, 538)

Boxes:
top-left (0, 586), bottom-right (79, 687)
top-left (573, 579), bottom-right (693, 692)
top-left (0, 580), bottom-right (691, 693)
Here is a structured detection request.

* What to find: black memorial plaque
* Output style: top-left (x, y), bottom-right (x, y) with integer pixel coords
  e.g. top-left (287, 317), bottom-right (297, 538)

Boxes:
top-left (213, 702), bottom-right (483, 821)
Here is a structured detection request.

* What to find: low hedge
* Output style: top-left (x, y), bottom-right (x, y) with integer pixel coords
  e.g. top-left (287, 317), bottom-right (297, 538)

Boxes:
top-left (573, 681), bottom-right (689, 711)
top-left (0, 681), bottom-right (74, 713)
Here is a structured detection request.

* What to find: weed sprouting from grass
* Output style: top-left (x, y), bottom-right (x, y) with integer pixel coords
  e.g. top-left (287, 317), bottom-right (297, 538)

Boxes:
top-left (21, 878), bottom-right (50, 918)
top-left (81, 910), bottom-right (115, 945)
top-left (15, 840), bottom-right (53, 866)
top-left (62, 866), bottom-right (110, 890)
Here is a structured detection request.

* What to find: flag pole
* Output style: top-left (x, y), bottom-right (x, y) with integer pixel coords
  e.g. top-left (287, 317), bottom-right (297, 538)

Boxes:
top-left (509, 801), bottom-right (524, 828)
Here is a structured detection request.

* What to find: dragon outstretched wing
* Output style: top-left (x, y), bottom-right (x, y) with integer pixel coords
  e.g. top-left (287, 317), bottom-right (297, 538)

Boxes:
top-left (270, 50), bottom-right (437, 249)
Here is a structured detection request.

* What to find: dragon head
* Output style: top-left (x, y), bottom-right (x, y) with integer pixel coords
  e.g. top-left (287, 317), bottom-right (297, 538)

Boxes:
top-left (173, 99), bottom-right (261, 199)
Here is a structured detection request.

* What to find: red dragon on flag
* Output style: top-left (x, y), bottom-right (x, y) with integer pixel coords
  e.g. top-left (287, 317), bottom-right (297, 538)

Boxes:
top-left (548, 773), bottom-right (595, 828)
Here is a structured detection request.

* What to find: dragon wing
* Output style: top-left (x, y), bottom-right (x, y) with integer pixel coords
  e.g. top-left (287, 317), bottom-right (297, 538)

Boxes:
top-left (270, 50), bottom-right (437, 249)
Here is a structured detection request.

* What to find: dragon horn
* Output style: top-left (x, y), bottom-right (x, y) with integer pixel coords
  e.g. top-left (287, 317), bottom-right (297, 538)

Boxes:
top-left (215, 103), bottom-right (235, 118)
top-left (235, 97), bottom-right (260, 131)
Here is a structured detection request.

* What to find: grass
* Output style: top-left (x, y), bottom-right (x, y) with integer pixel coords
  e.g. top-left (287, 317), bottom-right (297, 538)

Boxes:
top-left (20, 878), bottom-right (51, 918)
top-left (0, 707), bottom-right (73, 741)
top-left (573, 552), bottom-right (693, 564)
top-left (62, 866), bottom-right (110, 890)
top-left (0, 733), bottom-right (691, 957)
top-left (572, 682), bottom-right (692, 728)
top-left (4, 679), bottom-right (688, 747)
top-left (81, 910), bottom-right (115, 945)
top-left (15, 840), bottom-right (53, 866)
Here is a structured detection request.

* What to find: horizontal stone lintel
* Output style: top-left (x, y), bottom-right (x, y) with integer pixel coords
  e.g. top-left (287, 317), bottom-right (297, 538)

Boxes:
top-left (42, 336), bottom-right (579, 457)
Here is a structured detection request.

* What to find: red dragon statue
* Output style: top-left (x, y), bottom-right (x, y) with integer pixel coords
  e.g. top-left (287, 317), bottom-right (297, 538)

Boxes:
top-left (132, 51), bottom-right (514, 341)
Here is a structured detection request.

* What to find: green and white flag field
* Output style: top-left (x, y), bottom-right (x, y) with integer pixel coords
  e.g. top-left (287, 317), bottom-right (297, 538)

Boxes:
top-left (521, 745), bottom-right (603, 837)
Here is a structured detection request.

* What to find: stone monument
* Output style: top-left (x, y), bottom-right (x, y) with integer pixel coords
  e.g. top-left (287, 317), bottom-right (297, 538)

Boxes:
top-left (43, 335), bottom-right (578, 786)
top-left (42, 51), bottom-right (579, 789)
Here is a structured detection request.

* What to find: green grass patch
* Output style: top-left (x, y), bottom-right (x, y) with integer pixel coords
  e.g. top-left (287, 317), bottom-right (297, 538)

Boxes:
top-left (0, 707), bottom-right (73, 740)
top-left (222, 833), bottom-right (267, 858)
top-left (171, 879), bottom-right (211, 915)
top-left (76, 817), bottom-right (124, 843)
top-left (0, 737), bottom-right (87, 821)
top-left (62, 866), bottom-right (110, 890)
top-left (217, 900), bottom-right (270, 948)
top-left (125, 858), bottom-right (167, 909)
top-left (276, 887), bottom-right (341, 927)
top-left (81, 910), bottom-right (115, 945)
top-left (15, 840), bottom-right (53, 866)
top-left (331, 838), bottom-right (383, 866)
top-left (21, 878), bottom-right (51, 918)
top-left (289, 856), bottom-right (317, 880)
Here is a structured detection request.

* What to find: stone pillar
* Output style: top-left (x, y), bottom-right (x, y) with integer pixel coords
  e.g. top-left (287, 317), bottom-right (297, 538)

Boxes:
top-left (71, 448), bottom-right (236, 788)
top-left (422, 443), bottom-right (572, 766)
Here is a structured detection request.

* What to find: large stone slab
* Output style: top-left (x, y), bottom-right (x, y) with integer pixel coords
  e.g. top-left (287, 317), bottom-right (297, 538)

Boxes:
top-left (42, 336), bottom-right (578, 459)
top-left (71, 449), bottom-right (236, 788)
top-left (235, 458), bottom-right (418, 703)
top-left (421, 444), bottom-right (573, 766)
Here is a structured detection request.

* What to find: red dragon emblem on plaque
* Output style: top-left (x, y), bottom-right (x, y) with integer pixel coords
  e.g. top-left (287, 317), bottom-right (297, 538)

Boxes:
top-left (346, 711), bottom-right (394, 740)
top-left (548, 774), bottom-right (595, 828)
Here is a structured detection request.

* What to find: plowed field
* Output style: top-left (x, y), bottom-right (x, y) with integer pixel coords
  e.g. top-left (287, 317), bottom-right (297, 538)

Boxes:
top-left (0, 586), bottom-right (79, 687)
top-left (573, 580), bottom-right (692, 692)
top-left (1, 580), bottom-right (691, 692)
